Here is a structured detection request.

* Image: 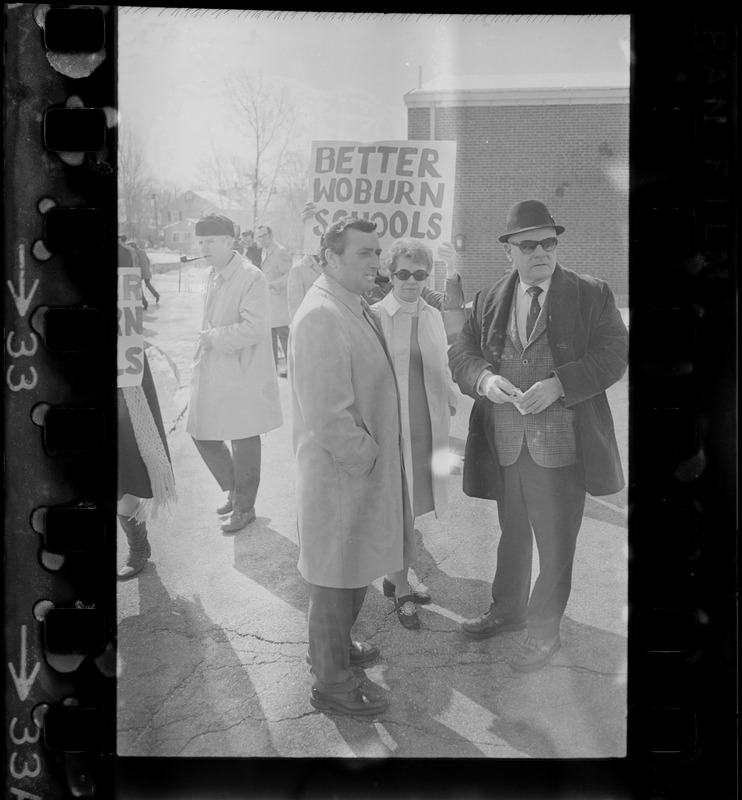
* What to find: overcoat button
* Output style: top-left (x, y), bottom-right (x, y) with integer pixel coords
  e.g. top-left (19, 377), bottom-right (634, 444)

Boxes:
top-left (522, 359), bottom-right (528, 365)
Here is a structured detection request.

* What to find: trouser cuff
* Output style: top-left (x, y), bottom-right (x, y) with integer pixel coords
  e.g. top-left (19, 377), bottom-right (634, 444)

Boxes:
top-left (310, 672), bottom-right (358, 695)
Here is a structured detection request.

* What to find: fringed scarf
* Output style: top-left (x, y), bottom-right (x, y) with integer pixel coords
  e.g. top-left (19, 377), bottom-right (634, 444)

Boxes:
top-left (122, 384), bottom-right (177, 522)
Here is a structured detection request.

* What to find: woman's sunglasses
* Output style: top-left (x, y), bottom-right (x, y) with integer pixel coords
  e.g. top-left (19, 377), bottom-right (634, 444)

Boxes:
top-left (392, 269), bottom-right (429, 281)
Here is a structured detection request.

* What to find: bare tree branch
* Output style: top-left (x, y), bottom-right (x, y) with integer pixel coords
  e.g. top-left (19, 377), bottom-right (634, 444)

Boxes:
top-left (225, 69), bottom-right (298, 223)
top-left (118, 125), bottom-right (154, 240)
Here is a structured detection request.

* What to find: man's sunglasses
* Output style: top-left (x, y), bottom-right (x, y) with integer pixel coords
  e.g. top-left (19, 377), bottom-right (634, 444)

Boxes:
top-left (511, 237), bottom-right (559, 254)
top-left (392, 269), bottom-right (429, 281)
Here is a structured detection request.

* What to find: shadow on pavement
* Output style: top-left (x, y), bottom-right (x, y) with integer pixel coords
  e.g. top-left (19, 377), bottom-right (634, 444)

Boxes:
top-left (217, 519), bottom-right (625, 758)
top-left (117, 564), bottom-right (278, 757)
top-left (230, 521), bottom-right (309, 614)
top-left (356, 534), bottom-right (627, 758)
top-left (584, 495), bottom-right (627, 525)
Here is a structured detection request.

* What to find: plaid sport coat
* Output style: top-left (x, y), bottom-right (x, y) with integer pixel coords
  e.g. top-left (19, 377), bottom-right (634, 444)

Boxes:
top-left (489, 293), bottom-right (579, 467)
top-left (449, 264), bottom-right (628, 499)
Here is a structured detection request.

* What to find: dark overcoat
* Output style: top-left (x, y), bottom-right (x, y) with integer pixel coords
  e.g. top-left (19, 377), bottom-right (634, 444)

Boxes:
top-left (448, 264), bottom-right (628, 499)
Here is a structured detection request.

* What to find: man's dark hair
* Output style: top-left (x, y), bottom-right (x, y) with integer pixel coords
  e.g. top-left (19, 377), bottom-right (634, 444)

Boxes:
top-left (256, 224), bottom-right (273, 236)
top-left (242, 229), bottom-right (254, 238)
top-left (321, 216), bottom-right (378, 260)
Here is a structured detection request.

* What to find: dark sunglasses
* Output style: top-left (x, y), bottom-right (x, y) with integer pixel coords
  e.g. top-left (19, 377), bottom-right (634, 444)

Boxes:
top-left (393, 269), bottom-right (429, 281)
top-left (511, 237), bottom-right (559, 254)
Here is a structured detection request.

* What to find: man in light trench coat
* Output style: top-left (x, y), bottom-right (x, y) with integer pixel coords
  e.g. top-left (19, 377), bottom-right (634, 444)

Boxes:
top-left (186, 214), bottom-right (283, 533)
top-left (289, 216), bottom-right (413, 718)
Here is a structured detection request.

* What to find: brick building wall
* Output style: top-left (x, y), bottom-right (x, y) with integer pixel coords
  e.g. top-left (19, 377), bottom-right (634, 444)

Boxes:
top-left (408, 103), bottom-right (628, 305)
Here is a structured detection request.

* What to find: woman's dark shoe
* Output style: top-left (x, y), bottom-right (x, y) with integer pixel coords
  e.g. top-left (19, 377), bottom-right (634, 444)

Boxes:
top-left (393, 595), bottom-right (421, 629)
top-left (382, 578), bottom-right (431, 605)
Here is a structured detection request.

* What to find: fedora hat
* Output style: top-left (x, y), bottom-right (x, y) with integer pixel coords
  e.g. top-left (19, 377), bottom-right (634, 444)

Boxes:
top-left (498, 200), bottom-right (565, 243)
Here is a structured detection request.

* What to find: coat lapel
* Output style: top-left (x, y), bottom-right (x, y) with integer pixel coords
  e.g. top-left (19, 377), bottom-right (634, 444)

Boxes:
top-left (480, 269), bottom-right (520, 363)
top-left (545, 264), bottom-right (578, 364)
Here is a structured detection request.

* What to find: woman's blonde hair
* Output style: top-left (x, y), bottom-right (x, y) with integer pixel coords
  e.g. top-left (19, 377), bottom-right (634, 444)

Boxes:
top-left (385, 239), bottom-right (434, 274)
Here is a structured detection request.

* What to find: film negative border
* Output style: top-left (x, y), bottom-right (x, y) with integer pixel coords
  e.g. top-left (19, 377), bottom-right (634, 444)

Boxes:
top-left (627, 13), bottom-right (737, 800)
top-left (4, 5), bottom-right (117, 799)
top-left (3, 7), bottom-right (737, 800)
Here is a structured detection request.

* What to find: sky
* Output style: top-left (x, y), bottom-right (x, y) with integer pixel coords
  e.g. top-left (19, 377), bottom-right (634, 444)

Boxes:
top-left (118, 11), bottom-right (630, 190)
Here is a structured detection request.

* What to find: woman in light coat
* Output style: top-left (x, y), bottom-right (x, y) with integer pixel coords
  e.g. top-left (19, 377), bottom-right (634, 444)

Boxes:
top-left (370, 239), bottom-right (457, 628)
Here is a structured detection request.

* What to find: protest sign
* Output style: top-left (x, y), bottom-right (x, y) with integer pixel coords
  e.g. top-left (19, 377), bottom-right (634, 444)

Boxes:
top-left (117, 266), bottom-right (145, 388)
top-left (303, 140), bottom-right (457, 256)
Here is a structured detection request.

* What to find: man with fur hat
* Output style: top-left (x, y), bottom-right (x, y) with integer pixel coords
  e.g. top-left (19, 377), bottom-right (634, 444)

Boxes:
top-left (186, 213), bottom-right (283, 533)
top-left (449, 200), bottom-right (627, 672)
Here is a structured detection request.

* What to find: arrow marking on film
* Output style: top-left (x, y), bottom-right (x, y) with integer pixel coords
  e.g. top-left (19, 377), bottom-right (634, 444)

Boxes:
top-left (7, 244), bottom-right (40, 318)
top-left (8, 625), bottom-right (41, 702)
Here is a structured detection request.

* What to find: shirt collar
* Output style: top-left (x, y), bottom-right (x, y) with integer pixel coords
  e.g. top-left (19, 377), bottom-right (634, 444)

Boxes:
top-left (518, 275), bottom-right (552, 298)
top-left (210, 252), bottom-right (241, 282)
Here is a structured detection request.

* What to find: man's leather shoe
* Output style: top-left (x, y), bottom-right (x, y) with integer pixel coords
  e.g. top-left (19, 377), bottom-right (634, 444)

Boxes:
top-left (461, 610), bottom-right (527, 639)
top-left (220, 507), bottom-right (256, 533)
top-left (216, 496), bottom-right (233, 515)
top-left (349, 640), bottom-right (379, 665)
top-left (510, 635), bottom-right (561, 673)
top-left (382, 578), bottom-right (431, 605)
top-left (305, 640), bottom-right (380, 667)
top-left (310, 687), bottom-right (388, 718)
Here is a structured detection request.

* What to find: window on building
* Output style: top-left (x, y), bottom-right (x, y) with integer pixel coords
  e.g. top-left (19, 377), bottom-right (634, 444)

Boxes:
top-left (172, 232), bottom-right (180, 242)
top-left (178, 211), bottom-right (183, 221)
top-left (167, 211), bottom-right (172, 223)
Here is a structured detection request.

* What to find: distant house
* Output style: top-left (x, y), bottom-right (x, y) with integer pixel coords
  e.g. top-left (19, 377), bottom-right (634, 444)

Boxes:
top-left (160, 189), bottom-right (251, 251)
top-left (162, 217), bottom-right (199, 252)
top-left (404, 72), bottom-right (629, 304)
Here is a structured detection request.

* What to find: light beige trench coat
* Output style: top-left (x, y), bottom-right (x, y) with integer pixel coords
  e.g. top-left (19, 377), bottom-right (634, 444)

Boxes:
top-left (186, 253), bottom-right (283, 441)
top-left (289, 273), bottom-right (413, 588)
top-left (371, 292), bottom-right (457, 518)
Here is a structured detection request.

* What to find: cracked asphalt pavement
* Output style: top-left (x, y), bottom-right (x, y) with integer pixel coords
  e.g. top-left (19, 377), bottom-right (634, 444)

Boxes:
top-left (117, 261), bottom-right (628, 758)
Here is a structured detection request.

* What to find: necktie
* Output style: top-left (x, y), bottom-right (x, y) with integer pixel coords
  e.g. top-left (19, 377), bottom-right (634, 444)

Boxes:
top-left (525, 286), bottom-right (543, 341)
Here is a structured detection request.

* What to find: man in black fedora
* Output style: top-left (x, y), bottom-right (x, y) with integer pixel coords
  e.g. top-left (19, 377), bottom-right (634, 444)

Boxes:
top-left (449, 199), bottom-right (628, 672)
